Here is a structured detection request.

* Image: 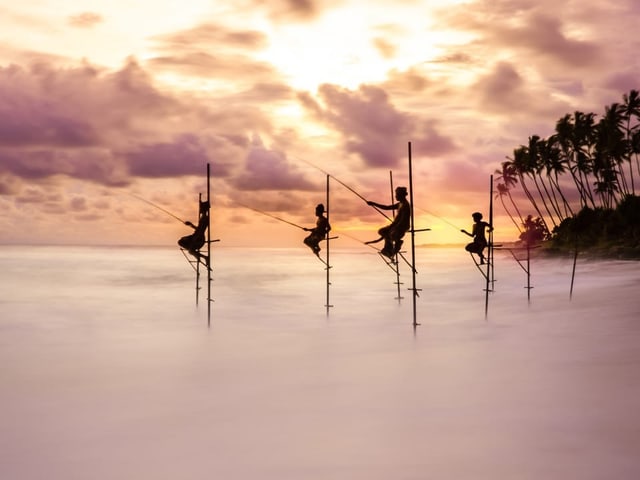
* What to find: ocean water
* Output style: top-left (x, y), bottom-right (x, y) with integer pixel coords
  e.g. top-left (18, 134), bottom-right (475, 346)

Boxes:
top-left (1, 245), bottom-right (639, 480)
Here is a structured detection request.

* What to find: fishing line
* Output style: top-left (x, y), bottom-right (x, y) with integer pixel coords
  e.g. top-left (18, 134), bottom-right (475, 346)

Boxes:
top-left (130, 193), bottom-right (188, 224)
top-left (297, 157), bottom-right (392, 221)
top-left (237, 202), bottom-right (307, 231)
top-left (418, 207), bottom-right (463, 231)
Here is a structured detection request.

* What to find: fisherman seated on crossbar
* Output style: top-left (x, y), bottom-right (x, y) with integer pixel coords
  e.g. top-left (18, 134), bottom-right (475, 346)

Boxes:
top-left (461, 211), bottom-right (492, 264)
top-left (365, 186), bottom-right (411, 259)
top-left (178, 200), bottom-right (210, 260)
top-left (303, 203), bottom-right (331, 256)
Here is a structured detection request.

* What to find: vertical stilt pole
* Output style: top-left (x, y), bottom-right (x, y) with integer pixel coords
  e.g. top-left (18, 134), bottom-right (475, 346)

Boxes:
top-left (526, 242), bottom-right (531, 304)
top-left (408, 142), bottom-right (419, 329)
top-left (325, 174), bottom-right (333, 315)
top-left (484, 175), bottom-right (493, 319)
top-left (196, 193), bottom-right (202, 307)
top-left (570, 234), bottom-right (578, 300)
top-left (206, 162), bottom-right (212, 327)
top-left (390, 171), bottom-right (403, 302)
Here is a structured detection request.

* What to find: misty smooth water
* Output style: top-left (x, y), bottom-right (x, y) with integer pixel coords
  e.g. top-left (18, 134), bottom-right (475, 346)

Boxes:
top-left (1, 245), bottom-right (639, 479)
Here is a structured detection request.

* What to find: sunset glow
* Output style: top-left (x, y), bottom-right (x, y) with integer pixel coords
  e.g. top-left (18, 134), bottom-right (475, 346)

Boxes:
top-left (1, 0), bottom-right (639, 247)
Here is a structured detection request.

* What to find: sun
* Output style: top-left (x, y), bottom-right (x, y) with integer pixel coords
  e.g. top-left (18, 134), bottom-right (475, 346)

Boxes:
top-left (257, 3), bottom-right (471, 93)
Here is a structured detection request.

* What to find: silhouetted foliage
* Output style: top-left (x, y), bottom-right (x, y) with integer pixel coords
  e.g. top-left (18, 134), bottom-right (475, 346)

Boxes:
top-left (519, 215), bottom-right (549, 246)
top-left (497, 89), bottom-right (640, 257)
top-left (547, 194), bottom-right (640, 257)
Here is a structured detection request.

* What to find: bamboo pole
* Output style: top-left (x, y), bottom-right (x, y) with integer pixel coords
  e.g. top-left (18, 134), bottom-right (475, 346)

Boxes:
top-left (408, 142), bottom-right (420, 328)
top-left (206, 163), bottom-right (212, 327)
top-left (325, 174), bottom-right (333, 315)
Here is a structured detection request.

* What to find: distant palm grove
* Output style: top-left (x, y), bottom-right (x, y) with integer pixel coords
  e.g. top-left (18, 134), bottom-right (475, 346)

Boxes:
top-left (496, 89), bottom-right (640, 257)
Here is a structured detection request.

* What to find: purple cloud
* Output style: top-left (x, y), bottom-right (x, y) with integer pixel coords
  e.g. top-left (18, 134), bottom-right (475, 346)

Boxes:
top-left (299, 84), bottom-right (456, 167)
top-left (125, 134), bottom-right (231, 178)
top-left (233, 135), bottom-right (316, 191)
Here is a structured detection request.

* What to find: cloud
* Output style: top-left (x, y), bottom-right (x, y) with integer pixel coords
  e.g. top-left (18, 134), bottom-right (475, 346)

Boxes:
top-left (148, 51), bottom-right (280, 81)
top-left (153, 22), bottom-right (268, 51)
top-left (233, 135), bottom-right (316, 191)
top-left (148, 23), bottom-right (286, 86)
top-left (440, 2), bottom-right (602, 69)
top-left (299, 84), bottom-right (456, 168)
top-left (67, 12), bottom-right (103, 28)
top-left (237, 0), bottom-right (343, 22)
top-left (0, 148), bottom-right (130, 186)
top-left (0, 59), bottom-right (268, 187)
top-left (69, 196), bottom-right (88, 211)
top-left (124, 134), bottom-right (231, 178)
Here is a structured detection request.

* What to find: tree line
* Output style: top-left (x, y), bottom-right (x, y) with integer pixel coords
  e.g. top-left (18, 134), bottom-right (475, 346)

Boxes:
top-left (495, 89), bottom-right (640, 254)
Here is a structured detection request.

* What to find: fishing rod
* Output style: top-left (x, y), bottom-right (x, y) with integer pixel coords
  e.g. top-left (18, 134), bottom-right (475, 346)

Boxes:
top-left (237, 202), bottom-right (306, 231)
top-left (130, 193), bottom-right (188, 224)
top-left (298, 157), bottom-right (392, 221)
top-left (417, 207), bottom-right (462, 231)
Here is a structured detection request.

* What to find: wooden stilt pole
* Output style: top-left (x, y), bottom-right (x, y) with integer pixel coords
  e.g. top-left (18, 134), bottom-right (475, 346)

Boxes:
top-left (570, 234), bottom-right (578, 300)
top-left (408, 142), bottom-right (420, 329)
top-left (206, 162), bottom-right (212, 327)
top-left (390, 170), bottom-right (404, 302)
top-left (196, 192), bottom-right (202, 307)
top-left (325, 174), bottom-right (333, 315)
top-left (527, 243), bottom-right (533, 304)
top-left (484, 174), bottom-right (494, 319)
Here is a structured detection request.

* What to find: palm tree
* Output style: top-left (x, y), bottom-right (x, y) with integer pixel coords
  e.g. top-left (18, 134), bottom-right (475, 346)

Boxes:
top-left (511, 144), bottom-right (551, 234)
top-left (622, 89), bottom-right (640, 194)
top-left (572, 111), bottom-right (598, 209)
top-left (593, 106), bottom-right (625, 208)
top-left (554, 112), bottom-right (595, 209)
top-left (496, 183), bottom-right (523, 232)
top-left (535, 136), bottom-right (564, 224)
top-left (598, 103), bottom-right (627, 199)
top-left (525, 135), bottom-right (557, 229)
top-left (495, 160), bottom-right (525, 227)
top-left (542, 133), bottom-right (574, 218)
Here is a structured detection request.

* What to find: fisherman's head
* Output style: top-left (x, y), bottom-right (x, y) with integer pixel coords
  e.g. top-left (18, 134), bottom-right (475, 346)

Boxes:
top-left (315, 203), bottom-right (325, 215)
top-left (395, 186), bottom-right (408, 200)
top-left (472, 212), bottom-right (483, 221)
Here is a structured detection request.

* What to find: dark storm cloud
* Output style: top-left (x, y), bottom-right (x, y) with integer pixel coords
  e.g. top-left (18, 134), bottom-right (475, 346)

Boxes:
top-left (299, 84), bottom-right (456, 168)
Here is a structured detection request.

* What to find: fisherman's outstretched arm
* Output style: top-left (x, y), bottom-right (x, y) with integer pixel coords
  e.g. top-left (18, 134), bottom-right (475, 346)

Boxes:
top-left (366, 201), bottom-right (398, 210)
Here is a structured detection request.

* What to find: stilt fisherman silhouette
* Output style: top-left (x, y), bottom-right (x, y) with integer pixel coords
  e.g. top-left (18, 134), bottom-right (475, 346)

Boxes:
top-left (461, 211), bottom-right (492, 264)
top-left (178, 199), bottom-right (209, 262)
top-left (303, 203), bottom-right (331, 256)
top-left (365, 186), bottom-right (411, 259)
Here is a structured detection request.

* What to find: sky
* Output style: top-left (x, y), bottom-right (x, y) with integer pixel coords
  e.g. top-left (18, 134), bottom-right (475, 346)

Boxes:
top-left (0, 0), bottom-right (639, 247)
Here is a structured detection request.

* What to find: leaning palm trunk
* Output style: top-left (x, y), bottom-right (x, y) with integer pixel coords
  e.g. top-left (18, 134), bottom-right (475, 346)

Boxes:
top-left (550, 173), bottom-right (574, 218)
top-left (518, 172), bottom-right (550, 234)
top-left (540, 173), bottom-right (564, 223)
top-left (499, 193), bottom-right (523, 232)
top-left (507, 190), bottom-right (525, 227)
top-left (532, 174), bottom-right (557, 228)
